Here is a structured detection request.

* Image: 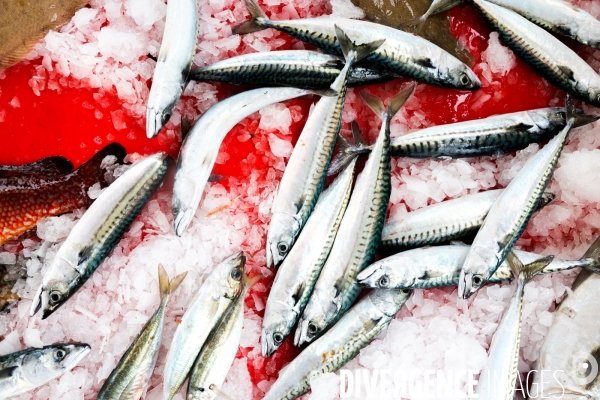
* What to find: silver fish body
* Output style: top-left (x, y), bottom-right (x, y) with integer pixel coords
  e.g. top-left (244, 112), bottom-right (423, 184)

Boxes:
top-left (261, 158), bottom-right (356, 357)
top-left (172, 87), bottom-right (312, 237)
top-left (163, 252), bottom-right (245, 400)
top-left (189, 50), bottom-right (392, 89)
top-left (472, 0), bottom-right (600, 107)
top-left (458, 114), bottom-right (574, 299)
top-left (146, 0), bottom-right (198, 138)
top-left (234, 0), bottom-right (480, 90)
top-left (0, 344), bottom-right (90, 400)
top-left (263, 288), bottom-right (412, 400)
top-left (30, 153), bottom-right (170, 319)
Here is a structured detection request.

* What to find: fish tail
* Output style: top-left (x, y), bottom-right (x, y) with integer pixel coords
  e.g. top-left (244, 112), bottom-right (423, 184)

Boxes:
top-left (360, 83), bottom-right (415, 122)
top-left (72, 143), bottom-right (127, 187)
top-left (327, 121), bottom-right (370, 176)
top-left (232, 0), bottom-right (269, 34)
top-left (506, 252), bottom-right (553, 284)
top-left (400, 15), bottom-right (428, 34)
top-left (534, 192), bottom-right (555, 212)
top-left (580, 236), bottom-right (600, 273)
top-left (242, 271), bottom-right (262, 296)
top-left (334, 25), bottom-right (384, 66)
top-left (564, 94), bottom-right (579, 130)
top-left (158, 264), bottom-right (188, 300)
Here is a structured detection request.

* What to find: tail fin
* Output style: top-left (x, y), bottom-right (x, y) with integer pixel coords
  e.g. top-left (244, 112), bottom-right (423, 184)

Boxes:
top-left (335, 25), bottom-right (384, 64)
top-left (158, 264), bottom-right (188, 300)
top-left (572, 109), bottom-right (599, 128)
top-left (507, 252), bottom-right (553, 284)
top-left (72, 143), bottom-right (127, 188)
top-left (573, 236), bottom-right (600, 286)
top-left (328, 122), bottom-right (371, 175)
top-left (232, 0), bottom-right (269, 35)
top-left (534, 192), bottom-right (555, 212)
top-left (400, 15), bottom-right (428, 35)
top-left (564, 94), bottom-right (577, 130)
top-left (360, 83), bottom-right (415, 122)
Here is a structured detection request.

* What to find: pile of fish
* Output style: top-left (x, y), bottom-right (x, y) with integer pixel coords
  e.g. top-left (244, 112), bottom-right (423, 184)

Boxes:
top-left (3, 0), bottom-right (600, 397)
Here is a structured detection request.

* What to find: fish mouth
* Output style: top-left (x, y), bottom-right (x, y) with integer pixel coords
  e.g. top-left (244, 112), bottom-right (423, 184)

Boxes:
top-left (146, 108), bottom-right (162, 139)
top-left (229, 251), bottom-right (246, 267)
top-left (29, 286), bottom-right (43, 316)
top-left (173, 208), bottom-right (194, 237)
top-left (266, 245), bottom-right (274, 269)
top-left (68, 343), bottom-right (91, 367)
top-left (356, 265), bottom-right (379, 285)
top-left (458, 272), bottom-right (475, 300)
top-left (261, 331), bottom-right (276, 358)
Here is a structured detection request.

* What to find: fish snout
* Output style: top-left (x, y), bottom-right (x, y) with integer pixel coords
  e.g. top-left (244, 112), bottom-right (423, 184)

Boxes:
top-left (173, 208), bottom-right (194, 237)
top-left (146, 108), bottom-right (162, 139)
top-left (356, 265), bottom-right (383, 287)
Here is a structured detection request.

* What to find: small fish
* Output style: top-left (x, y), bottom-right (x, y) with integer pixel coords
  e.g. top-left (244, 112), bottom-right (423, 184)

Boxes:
top-left (146, 0), bottom-right (198, 138)
top-left (263, 288), bottom-right (412, 400)
top-left (233, 0), bottom-right (480, 90)
top-left (189, 50), bottom-right (393, 89)
top-left (172, 87), bottom-right (315, 237)
top-left (472, 0), bottom-right (600, 107)
top-left (358, 238), bottom-right (600, 290)
top-left (186, 271), bottom-right (260, 400)
top-left (163, 252), bottom-right (246, 400)
top-left (30, 152), bottom-right (170, 319)
top-left (295, 86), bottom-right (412, 346)
top-left (328, 107), bottom-right (598, 175)
top-left (380, 189), bottom-right (555, 250)
top-left (266, 26), bottom-right (383, 269)
top-left (475, 253), bottom-right (551, 399)
top-left (458, 97), bottom-right (577, 299)
top-left (0, 343), bottom-right (90, 400)
top-left (97, 265), bottom-right (187, 400)
top-left (261, 157), bottom-right (356, 357)
top-left (0, 143), bottom-right (126, 246)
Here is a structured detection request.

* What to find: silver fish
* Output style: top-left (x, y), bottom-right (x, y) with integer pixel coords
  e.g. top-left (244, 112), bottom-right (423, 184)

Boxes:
top-left (458, 99), bottom-right (576, 299)
top-left (472, 0), bottom-right (600, 107)
top-left (186, 271), bottom-right (260, 400)
top-left (381, 189), bottom-right (555, 250)
top-left (358, 239), bottom-right (600, 290)
top-left (295, 86), bottom-right (412, 346)
top-left (263, 288), bottom-right (412, 400)
top-left (475, 253), bottom-right (551, 400)
top-left (233, 0), bottom-right (480, 90)
top-left (97, 265), bottom-right (187, 400)
top-left (265, 27), bottom-right (383, 269)
top-left (261, 157), bottom-right (356, 357)
top-left (172, 87), bottom-right (314, 237)
top-left (163, 252), bottom-right (245, 400)
top-left (328, 107), bottom-right (598, 175)
top-left (188, 50), bottom-right (392, 89)
top-left (0, 344), bottom-right (90, 400)
top-left (146, 0), bottom-right (198, 138)
top-left (30, 153), bottom-right (170, 319)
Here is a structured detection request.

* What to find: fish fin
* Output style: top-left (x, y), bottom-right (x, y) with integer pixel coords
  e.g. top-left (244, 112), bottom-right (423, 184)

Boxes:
top-left (582, 236), bottom-right (600, 260)
top-left (507, 252), bottom-right (553, 283)
top-left (181, 116), bottom-right (192, 140)
top-left (512, 122), bottom-right (535, 131)
top-left (210, 384), bottom-right (234, 400)
top-left (147, 53), bottom-right (157, 62)
top-left (387, 83), bottom-right (416, 121)
top-left (243, 273), bottom-right (262, 294)
top-left (572, 110), bottom-right (600, 128)
top-left (352, 120), bottom-right (367, 147)
top-left (71, 143), bottom-right (127, 188)
top-left (422, 270), bottom-right (445, 279)
top-left (77, 245), bottom-right (93, 266)
top-left (294, 197), bottom-right (305, 214)
top-left (327, 124), bottom-right (367, 176)
top-left (399, 15), bottom-right (428, 34)
top-left (578, 236), bottom-right (600, 277)
top-left (534, 192), bottom-right (555, 212)
top-left (158, 264), bottom-right (188, 299)
top-left (360, 91), bottom-right (385, 118)
top-left (565, 93), bottom-right (590, 129)
top-left (334, 25), bottom-right (385, 64)
top-left (0, 366), bottom-right (18, 381)
top-left (232, 0), bottom-right (269, 35)
top-left (208, 174), bottom-right (226, 183)
top-left (558, 65), bottom-right (576, 82)
top-left (415, 57), bottom-right (435, 69)
top-left (308, 88), bottom-right (338, 97)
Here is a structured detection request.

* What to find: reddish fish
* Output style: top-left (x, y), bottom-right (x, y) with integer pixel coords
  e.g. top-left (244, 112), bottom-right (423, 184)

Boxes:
top-left (0, 143), bottom-right (126, 245)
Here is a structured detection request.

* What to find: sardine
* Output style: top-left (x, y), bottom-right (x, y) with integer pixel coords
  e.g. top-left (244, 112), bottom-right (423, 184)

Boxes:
top-left (328, 107), bottom-right (598, 175)
top-left (146, 0), bottom-right (198, 138)
top-left (263, 288), bottom-right (412, 400)
top-left (30, 152), bottom-right (170, 319)
top-left (0, 343), bottom-right (90, 400)
top-left (475, 253), bottom-right (551, 400)
top-left (186, 271), bottom-right (260, 400)
top-left (188, 50), bottom-right (392, 89)
top-left (295, 86), bottom-right (412, 346)
top-left (97, 265), bottom-right (187, 400)
top-left (261, 158), bottom-right (356, 357)
top-left (163, 252), bottom-right (245, 400)
top-left (472, 0), bottom-right (600, 107)
top-left (458, 98), bottom-right (576, 299)
top-left (233, 0), bottom-right (480, 90)
top-left (265, 27), bottom-right (383, 269)
top-left (172, 87), bottom-right (315, 237)
top-left (358, 238), bottom-right (600, 290)
top-left (380, 189), bottom-right (555, 250)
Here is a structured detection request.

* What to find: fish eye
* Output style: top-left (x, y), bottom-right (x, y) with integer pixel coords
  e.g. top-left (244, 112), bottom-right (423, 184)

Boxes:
top-left (459, 73), bottom-right (470, 86)
top-left (401, 289), bottom-right (410, 295)
top-left (472, 275), bottom-right (483, 287)
top-left (308, 322), bottom-right (319, 335)
top-left (49, 291), bottom-right (62, 304)
top-left (378, 275), bottom-right (390, 288)
top-left (53, 349), bottom-right (66, 361)
top-left (162, 112), bottom-right (172, 124)
top-left (277, 242), bottom-right (289, 254)
top-left (230, 268), bottom-right (243, 281)
top-left (273, 332), bottom-right (284, 344)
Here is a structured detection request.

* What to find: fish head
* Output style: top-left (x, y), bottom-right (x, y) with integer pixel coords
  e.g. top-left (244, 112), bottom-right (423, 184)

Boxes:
top-left (357, 260), bottom-right (402, 289)
top-left (438, 56), bottom-right (480, 90)
top-left (458, 246), bottom-right (498, 299)
top-left (370, 288), bottom-right (412, 317)
top-left (30, 258), bottom-right (81, 319)
top-left (172, 173), bottom-right (199, 237)
top-left (294, 293), bottom-right (333, 346)
top-left (146, 81), bottom-right (180, 139)
top-left (214, 251), bottom-right (246, 300)
top-left (261, 301), bottom-right (297, 357)
top-left (266, 212), bottom-right (299, 269)
top-left (22, 343), bottom-right (90, 385)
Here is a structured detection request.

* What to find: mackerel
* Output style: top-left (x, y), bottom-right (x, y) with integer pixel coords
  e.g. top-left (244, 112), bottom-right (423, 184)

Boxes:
top-left (189, 50), bottom-right (392, 89)
top-left (265, 27), bottom-right (383, 268)
top-left (261, 158), bottom-right (356, 357)
top-left (97, 265), bottom-right (187, 400)
top-left (233, 0), bottom-right (480, 90)
top-left (263, 288), bottom-right (412, 400)
top-left (163, 252), bottom-right (245, 400)
top-left (358, 239), bottom-right (600, 290)
top-left (146, 0), bottom-right (198, 138)
top-left (458, 98), bottom-right (577, 299)
top-left (295, 86), bottom-right (412, 346)
top-left (30, 153), bottom-right (170, 319)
